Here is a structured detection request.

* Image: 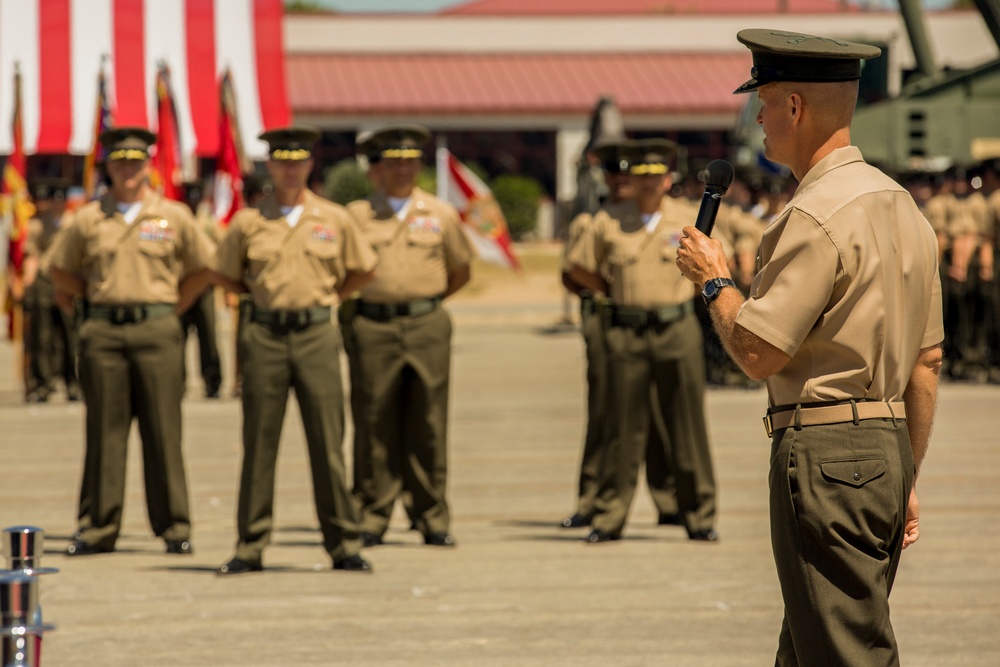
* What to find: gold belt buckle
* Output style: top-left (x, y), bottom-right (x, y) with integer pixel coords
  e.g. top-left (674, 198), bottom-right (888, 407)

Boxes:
top-left (763, 413), bottom-right (774, 438)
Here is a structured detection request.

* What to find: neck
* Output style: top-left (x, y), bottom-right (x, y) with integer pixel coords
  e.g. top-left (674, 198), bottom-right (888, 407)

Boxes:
top-left (636, 193), bottom-right (662, 215)
top-left (792, 128), bottom-right (851, 181)
top-left (385, 183), bottom-right (414, 199)
top-left (274, 186), bottom-right (306, 208)
top-left (113, 183), bottom-right (146, 205)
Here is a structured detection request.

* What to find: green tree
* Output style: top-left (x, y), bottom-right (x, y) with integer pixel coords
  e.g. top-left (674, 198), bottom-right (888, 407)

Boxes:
top-left (491, 174), bottom-right (543, 241)
top-left (323, 159), bottom-right (372, 205)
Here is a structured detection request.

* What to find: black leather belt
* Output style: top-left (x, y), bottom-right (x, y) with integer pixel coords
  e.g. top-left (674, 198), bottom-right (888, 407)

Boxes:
top-left (357, 297), bottom-right (441, 322)
top-left (608, 300), bottom-right (694, 330)
top-left (251, 306), bottom-right (331, 333)
top-left (85, 303), bottom-right (175, 325)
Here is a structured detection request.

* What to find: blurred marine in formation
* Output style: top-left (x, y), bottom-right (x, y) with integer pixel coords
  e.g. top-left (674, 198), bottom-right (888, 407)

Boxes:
top-left (48, 127), bottom-right (215, 557)
top-left (19, 178), bottom-right (80, 403)
top-left (346, 124), bottom-right (475, 549)
top-left (568, 139), bottom-right (719, 543)
top-left (560, 139), bottom-right (682, 530)
top-left (214, 126), bottom-right (376, 574)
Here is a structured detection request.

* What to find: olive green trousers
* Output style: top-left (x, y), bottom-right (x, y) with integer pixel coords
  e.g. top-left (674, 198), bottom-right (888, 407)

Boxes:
top-left (769, 418), bottom-right (913, 667)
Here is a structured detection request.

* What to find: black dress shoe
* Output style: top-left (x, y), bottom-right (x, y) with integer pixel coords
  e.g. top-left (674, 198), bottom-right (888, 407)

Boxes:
top-left (585, 529), bottom-right (619, 543)
top-left (360, 532), bottom-right (383, 548)
top-left (217, 557), bottom-right (262, 575)
top-left (423, 532), bottom-right (456, 547)
top-left (657, 512), bottom-right (684, 526)
top-left (688, 529), bottom-right (720, 542)
top-left (560, 513), bottom-right (592, 528)
top-left (333, 555), bottom-right (373, 572)
top-left (66, 385), bottom-right (81, 402)
top-left (66, 540), bottom-right (113, 556)
top-left (165, 539), bottom-right (194, 555)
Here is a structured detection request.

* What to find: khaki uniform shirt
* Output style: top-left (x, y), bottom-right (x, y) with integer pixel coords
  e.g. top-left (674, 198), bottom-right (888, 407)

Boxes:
top-left (924, 193), bottom-right (950, 236)
top-left (348, 187), bottom-right (475, 303)
top-left (946, 194), bottom-right (980, 238)
top-left (987, 189), bottom-right (1000, 246)
top-left (715, 202), bottom-right (764, 256)
top-left (736, 146), bottom-right (944, 407)
top-left (216, 190), bottom-right (377, 310)
top-left (569, 197), bottom-right (699, 309)
top-left (48, 189), bottom-right (214, 305)
top-left (24, 215), bottom-right (68, 259)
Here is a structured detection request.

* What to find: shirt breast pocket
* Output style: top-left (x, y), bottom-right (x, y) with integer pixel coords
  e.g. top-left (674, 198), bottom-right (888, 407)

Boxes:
top-left (305, 239), bottom-right (342, 273)
top-left (407, 230), bottom-right (444, 257)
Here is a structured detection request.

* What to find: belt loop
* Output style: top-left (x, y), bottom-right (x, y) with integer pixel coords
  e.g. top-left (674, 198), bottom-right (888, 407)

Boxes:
top-left (850, 399), bottom-right (860, 425)
top-left (887, 401), bottom-right (898, 428)
top-left (793, 403), bottom-right (802, 431)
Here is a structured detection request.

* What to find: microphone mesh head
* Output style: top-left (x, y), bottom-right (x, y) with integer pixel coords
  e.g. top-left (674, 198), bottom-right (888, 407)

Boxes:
top-left (705, 160), bottom-right (735, 191)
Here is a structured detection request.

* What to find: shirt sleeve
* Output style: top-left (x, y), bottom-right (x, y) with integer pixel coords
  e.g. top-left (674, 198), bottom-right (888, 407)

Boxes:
top-left (567, 213), bottom-right (606, 274)
top-left (176, 208), bottom-right (216, 275)
top-left (214, 214), bottom-right (248, 282)
top-left (340, 209), bottom-right (378, 275)
top-left (736, 208), bottom-right (840, 357)
top-left (442, 205), bottom-right (475, 273)
top-left (46, 213), bottom-right (86, 275)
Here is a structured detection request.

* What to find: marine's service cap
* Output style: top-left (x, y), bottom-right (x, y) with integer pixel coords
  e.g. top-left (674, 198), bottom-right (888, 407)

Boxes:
top-left (734, 29), bottom-right (882, 94)
top-left (99, 126), bottom-right (156, 161)
top-left (29, 177), bottom-right (71, 201)
top-left (592, 139), bottom-right (635, 174)
top-left (259, 126), bottom-right (320, 161)
top-left (370, 124), bottom-right (431, 160)
top-left (629, 139), bottom-right (678, 176)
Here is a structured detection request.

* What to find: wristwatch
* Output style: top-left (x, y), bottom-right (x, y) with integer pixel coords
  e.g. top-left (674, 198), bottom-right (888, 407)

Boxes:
top-left (702, 277), bottom-right (737, 305)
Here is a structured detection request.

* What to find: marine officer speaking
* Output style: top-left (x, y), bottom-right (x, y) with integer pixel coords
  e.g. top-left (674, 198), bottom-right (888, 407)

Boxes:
top-left (346, 124), bottom-right (474, 548)
top-left (213, 126), bottom-right (377, 574)
top-left (47, 127), bottom-right (215, 556)
top-left (676, 30), bottom-right (944, 666)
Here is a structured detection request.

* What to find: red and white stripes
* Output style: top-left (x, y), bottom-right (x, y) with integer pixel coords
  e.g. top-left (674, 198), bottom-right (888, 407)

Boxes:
top-left (0, 0), bottom-right (288, 159)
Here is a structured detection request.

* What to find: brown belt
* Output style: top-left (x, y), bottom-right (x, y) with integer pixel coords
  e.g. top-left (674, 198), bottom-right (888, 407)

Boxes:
top-left (763, 401), bottom-right (906, 438)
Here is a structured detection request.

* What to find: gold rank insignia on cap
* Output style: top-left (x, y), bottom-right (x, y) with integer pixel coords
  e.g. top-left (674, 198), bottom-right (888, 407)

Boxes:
top-left (629, 138), bottom-right (678, 175)
top-left (99, 126), bottom-right (156, 161)
top-left (734, 29), bottom-right (882, 94)
top-left (370, 124), bottom-right (432, 160)
top-left (259, 125), bottom-right (321, 161)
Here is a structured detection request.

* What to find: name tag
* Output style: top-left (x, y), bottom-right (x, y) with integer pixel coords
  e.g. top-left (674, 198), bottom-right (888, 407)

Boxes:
top-left (310, 224), bottom-right (338, 243)
top-left (138, 219), bottom-right (175, 243)
top-left (408, 216), bottom-right (442, 235)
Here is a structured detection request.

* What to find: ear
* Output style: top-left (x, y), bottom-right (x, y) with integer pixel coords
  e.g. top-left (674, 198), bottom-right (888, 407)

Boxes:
top-left (788, 91), bottom-right (803, 125)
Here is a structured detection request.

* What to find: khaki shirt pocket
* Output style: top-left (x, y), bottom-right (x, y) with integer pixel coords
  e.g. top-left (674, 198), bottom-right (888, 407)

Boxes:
top-left (819, 457), bottom-right (887, 488)
top-left (246, 247), bottom-right (273, 280)
top-left (407, 229), bottom-right (444, 259)
top-left (305, 239), bottom-right (343, 277)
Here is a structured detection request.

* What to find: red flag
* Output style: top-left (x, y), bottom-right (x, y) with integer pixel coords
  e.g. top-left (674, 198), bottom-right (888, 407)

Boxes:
top-left (151, 64), bottom-right (183, 201)
top-left (3, 65), bottom-right (33, 274)
top-left (214, 70), bottom-right (245, 226)
top-left (82, 59), bottom-right (114, 200)
top-left (436, 146), bottom-right (520, 270)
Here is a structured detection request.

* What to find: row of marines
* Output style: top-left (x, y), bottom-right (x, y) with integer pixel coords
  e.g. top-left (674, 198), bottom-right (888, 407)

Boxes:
top-left (41, 123), bottom-right (474, 574)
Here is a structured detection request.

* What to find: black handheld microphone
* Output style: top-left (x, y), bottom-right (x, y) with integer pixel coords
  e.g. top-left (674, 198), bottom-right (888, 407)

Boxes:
top-left (694, 159), bottom-right (735, 236)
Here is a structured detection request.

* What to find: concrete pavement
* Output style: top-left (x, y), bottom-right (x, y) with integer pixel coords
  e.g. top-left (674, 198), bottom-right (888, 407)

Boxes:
top-left (1, 297), bottom-right (999, 666)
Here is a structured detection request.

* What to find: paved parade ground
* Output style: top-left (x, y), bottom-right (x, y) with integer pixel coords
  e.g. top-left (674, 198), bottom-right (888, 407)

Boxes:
top-left (2, 253), bottom-right (1000, 666)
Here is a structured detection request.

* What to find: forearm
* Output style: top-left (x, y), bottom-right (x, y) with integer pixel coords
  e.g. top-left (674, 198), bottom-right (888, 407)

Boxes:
top-left (177, 268), bottom-right (214, 314)
top-left (443, 264), bottom-right (471, 299)
top-left (567, 266), bottom-right (607, 295)
top-left (707, 289), bottom-right (789, 381)
top-left (48, 266), bottom-right (86, 299)
top-left (903, 345), bottom-right (943, 479)
top-left (337, 269), bottom-right (375, 300)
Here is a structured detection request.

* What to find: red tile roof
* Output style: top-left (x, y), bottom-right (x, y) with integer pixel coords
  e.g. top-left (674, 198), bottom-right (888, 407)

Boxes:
top-left (287, 52), bottom-right (752, 117)
top-left (442, 0), bottom-right (860, 15)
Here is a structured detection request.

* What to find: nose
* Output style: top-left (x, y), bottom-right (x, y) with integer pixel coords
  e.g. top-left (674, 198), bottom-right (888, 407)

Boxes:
top-left (756, 108), bottom-right (763, 125)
